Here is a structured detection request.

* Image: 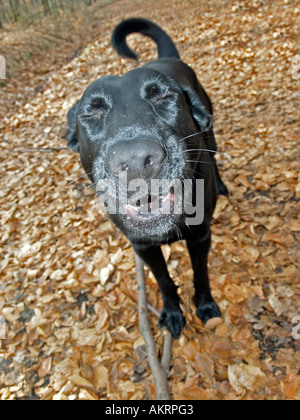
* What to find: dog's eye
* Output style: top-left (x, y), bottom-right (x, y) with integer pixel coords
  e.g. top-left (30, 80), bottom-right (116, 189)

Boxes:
top-left (82, 97), bottom-right (109, 119)
top-left (153, 93), bottom-right (175, 104)
top-left (90, 97), bottom-right (107, 109)
top-left (145, 83), bottom-right (161, 99)
top-left (142, 81), bottom-right (178, 124)
top-left (144, 83), bottom-right (175, 104)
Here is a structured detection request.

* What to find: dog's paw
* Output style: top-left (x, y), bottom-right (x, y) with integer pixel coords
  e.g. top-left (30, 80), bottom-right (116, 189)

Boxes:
top-left (196, 300), bottom-right (221, 325)
top-left (159, 306), bottom-right (186, 339)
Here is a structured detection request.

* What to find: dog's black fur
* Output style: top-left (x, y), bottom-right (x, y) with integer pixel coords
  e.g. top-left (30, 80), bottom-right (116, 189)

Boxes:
top-left (66, 18), bottom-right (228, 338)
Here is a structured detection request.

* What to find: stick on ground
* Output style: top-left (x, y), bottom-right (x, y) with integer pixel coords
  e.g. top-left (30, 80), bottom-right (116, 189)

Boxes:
top-left (134, 252), bottom-right (173, 400)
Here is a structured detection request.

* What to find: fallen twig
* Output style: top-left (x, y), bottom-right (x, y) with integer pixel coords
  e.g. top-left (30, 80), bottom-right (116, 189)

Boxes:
top-left (147, 303), bottom-right (161, 319)
top-left (134, 252), bottom-right (173, 400)
top-left (161, 332), bottom-right (173, 375)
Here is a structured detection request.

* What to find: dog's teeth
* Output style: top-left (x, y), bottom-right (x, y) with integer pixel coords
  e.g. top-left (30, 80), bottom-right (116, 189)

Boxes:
top-left (162, 193), bottom-right (171, 203)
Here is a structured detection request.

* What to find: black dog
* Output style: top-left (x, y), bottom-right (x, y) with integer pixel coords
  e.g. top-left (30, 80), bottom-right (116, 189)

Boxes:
top-left (66, 18), bottom-right (228, 338)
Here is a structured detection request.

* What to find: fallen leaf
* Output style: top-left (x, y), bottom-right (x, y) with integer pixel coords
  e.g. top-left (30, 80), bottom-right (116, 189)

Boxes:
top-left (281, 374), bottom-right (300, 400)
top-left (100, 264), bottom-right (114, 285)
top-left (69, 373), bottom-right (95, 392)
top-left (176, 376), bottom-right (209, 400)
top-left (78, 389), bottom-right (98, 400)
top-left (94, 302), bottom-right (109, 330)
top-left (224, 284), bottom-right (246, 304)
top-left (228, 364), bottom-right (267, 394)
top-left (205, 317), bottom-right (223, 330)
top-left (262, 232), bottom-right (294, 247)
top-left (192, 353), bottom-right (214, 384)
top-left (94, 365), bottom-right (108, 390)
top-left (211, 338), bottom-right (236, 361)
top-left (268, 293), bottom-right (284, 316)
top-left (38, 357), bottom-right (52, 378)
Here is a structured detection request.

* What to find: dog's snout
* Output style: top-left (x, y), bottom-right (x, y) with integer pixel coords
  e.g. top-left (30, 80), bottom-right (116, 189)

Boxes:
top-left (108, 139), bottom-right (166, 181)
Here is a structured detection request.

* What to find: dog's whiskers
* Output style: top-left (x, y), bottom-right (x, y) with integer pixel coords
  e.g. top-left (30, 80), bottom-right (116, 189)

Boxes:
top-left (184, 148), bottom-right (217, 154)
top-left (67, 172), bottom-right (93, 187)
top-left (186, 159), bottom-right (213, 164)
top-left (184, 168), bottom-right (206, 178)
top-left (82, 183), bottom-right (96, 193)
top-left (178, 131), bottom-right (209, 142)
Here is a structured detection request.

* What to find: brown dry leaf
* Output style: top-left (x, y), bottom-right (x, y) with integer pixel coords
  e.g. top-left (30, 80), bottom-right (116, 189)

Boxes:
top-left (38, 357), bottom-right (52, 378)
top-left (100, 264), bottom-right (115, 285)
top-left (78, 389), bottom-right (98, 400)
top-left (94, 366), bottom-right (108, 390)
top-left (71, 328), bottom-right (99, 347)
top-left (228, 364), bottom-right (268, 394)
top-left (94, 302), bottom-right (109, 330)
top-left (182, 340), bottom-right (201, 361)
top-left (268, 293), bottom-right (285, 317)
top-left (192, 353), bottom-right (215, 384)
top-left (1, 307), bottom-right (20, 323)
top-left (205, 317), bottom-right (223, 330)
top-left (243, 246), bottom-right (260, 263)
top-left (213, 196), bottom-right (230, 220)
top-left (161, 245), bottom-right (172, 262)
top-left (262, 232), bottom-right (295, 248)
top-left (179, 385), bottom-right (209, 401)
top-left (224, 284), bottom-right (246, 304)
top-left (176, 376), bottom-right (209, 401)
top-left (69, 373), bottom-right (96, 392)
top-left (211, 339), bottom-right (236, 362)
top-left (290, 219), bottom-right (300, 232)
top-left (281, 374), bottom-right (300, 400)
top-left (52, 393), bottom-right (69, 401)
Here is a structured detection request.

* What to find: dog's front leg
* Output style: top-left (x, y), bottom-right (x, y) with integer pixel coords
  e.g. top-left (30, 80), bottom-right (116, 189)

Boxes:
top-left (187, 230), bottom-right (221, 324)
top-left (132, 244), bottom-right (185, 338)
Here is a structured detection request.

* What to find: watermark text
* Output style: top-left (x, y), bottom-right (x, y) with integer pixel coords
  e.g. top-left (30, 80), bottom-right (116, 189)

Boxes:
top-left (96, 173), bottom-right (204, 225)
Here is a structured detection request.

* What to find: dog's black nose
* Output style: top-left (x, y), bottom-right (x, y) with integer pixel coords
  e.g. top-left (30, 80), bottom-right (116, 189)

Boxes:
top-left (108, 139), bottom-right (166, 181)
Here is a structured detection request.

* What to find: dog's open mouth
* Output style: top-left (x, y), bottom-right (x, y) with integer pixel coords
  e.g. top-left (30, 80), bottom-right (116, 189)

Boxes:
top-left (96, 177), bottom-right (186, 237)
top-left (124, 192), bottom-right (175, 220)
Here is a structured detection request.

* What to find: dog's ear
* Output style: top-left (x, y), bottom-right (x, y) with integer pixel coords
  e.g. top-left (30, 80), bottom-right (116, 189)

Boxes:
top-left (66, 101), bottom-right (80, 152)
top-left (181, 85), bottom-right (213, 132)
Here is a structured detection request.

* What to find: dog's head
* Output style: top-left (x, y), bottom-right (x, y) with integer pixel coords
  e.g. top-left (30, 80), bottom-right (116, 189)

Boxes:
top-left (66, 64), bottom-right (212, 241)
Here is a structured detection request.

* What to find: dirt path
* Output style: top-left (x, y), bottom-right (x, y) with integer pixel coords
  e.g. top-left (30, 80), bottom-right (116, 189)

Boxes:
top-left (0, 0), bottom-right (299, 400)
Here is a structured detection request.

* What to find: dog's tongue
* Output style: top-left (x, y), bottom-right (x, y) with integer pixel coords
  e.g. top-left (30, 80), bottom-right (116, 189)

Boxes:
top-left (124, 203), bottom-right (139, 215)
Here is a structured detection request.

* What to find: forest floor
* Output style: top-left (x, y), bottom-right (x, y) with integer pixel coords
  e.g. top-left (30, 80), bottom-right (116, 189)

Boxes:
top-left (0, 0), bottom-right (299, 400)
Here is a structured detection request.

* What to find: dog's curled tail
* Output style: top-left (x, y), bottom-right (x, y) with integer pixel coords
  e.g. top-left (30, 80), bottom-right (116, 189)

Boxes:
top-left (111, 18), bottom-right (180, 60)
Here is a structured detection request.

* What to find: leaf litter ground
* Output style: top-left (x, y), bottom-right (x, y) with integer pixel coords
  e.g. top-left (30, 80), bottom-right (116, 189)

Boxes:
top-left (0, 0), bottom-right (299, 400)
